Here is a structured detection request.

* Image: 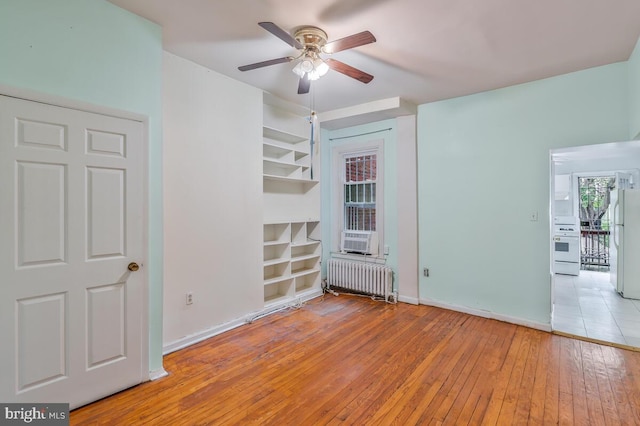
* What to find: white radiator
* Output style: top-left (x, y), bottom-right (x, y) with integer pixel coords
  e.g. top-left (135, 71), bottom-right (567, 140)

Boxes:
top-left (327, 259), bottom-right (393, 300)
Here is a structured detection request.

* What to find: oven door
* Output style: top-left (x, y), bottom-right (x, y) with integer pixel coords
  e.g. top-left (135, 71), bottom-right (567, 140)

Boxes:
top-left (553, 236), bottom-right (579, 262)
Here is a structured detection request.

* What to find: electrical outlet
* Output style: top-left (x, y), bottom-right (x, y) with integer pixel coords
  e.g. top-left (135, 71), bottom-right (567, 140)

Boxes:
top-left (186, 292), bottom-right (193, 305)
top-left (529, 211), bottom-right (538, 221)
top-left (423, 268), bottom-right (429, 277)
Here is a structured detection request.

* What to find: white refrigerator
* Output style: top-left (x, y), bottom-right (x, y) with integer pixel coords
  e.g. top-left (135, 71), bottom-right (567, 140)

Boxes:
top-left (610, 188), bottom-right (640, 299)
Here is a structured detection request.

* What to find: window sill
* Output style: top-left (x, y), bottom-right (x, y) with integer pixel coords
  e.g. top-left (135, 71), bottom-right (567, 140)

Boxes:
top-left (329, 251), bottom-right (387, 265)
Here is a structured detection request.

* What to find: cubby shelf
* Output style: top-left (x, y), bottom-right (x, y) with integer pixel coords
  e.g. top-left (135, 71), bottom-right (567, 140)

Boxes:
top-left (263, 221), bottom-right (321, 302)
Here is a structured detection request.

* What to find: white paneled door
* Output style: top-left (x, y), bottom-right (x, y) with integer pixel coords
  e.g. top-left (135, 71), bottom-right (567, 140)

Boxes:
top-left (0, 95), bottom-right (146, 409)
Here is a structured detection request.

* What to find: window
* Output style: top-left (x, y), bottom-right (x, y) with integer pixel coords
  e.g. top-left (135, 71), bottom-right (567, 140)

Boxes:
top-left (331, 139), bottom-right (384, 255)
top-left (343, 153), bottom-right (377, 231)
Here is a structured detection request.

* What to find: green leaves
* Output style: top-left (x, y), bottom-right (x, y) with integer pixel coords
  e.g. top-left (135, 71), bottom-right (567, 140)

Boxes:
top-left (579, 177), bottom-right (615, 227)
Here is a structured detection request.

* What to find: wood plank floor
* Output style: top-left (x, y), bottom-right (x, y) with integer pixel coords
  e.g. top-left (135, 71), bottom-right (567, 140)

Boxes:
top-left (71, 295), bottom-right (640, 425)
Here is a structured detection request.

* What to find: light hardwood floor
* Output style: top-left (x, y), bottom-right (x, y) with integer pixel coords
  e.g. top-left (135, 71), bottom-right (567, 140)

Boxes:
top-left (71, 295), bottom-right (640, 425)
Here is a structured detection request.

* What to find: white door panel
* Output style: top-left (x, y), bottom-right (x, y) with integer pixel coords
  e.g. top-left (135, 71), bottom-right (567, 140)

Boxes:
top-left (16, 161), bottom-right (67, 266)
top-left (0, 95), bottom-right (146, 409)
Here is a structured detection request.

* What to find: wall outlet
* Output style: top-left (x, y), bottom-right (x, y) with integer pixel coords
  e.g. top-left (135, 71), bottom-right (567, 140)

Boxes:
top-left (423, 268), bottom-right (429, 277)
top-left (529, 211), bottom-right (538, 221)
top-left (186, 292), bottom-right (193, 305)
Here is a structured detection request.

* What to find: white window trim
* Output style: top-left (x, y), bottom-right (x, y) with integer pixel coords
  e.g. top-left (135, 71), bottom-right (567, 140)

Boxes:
top-left (331, 139), bottom-right (384, 257)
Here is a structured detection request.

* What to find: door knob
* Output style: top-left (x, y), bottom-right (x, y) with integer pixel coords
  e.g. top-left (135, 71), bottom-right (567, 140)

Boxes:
top-left (128, 262), bottom-right (140, 272)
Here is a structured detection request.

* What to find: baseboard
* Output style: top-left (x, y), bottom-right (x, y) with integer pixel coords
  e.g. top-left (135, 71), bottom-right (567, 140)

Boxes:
top-left (419, 298), bottom-right (552, 332)
top-left (148, 368), bottom-right (169, 381)
top-left (163, 290), bottom-right (324, 355)
top-left (297, 288), bottom-right (324, 303)
top-left (397, 295), bottom-right (419, 305)
top-left (163, 317), bottom-right (248, 355)
top-left (246, 290), bottom-right (323, 323)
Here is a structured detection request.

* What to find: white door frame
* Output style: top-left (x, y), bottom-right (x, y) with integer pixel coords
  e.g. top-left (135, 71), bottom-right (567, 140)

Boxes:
top-left (0, 83), bottom-right (150, 381)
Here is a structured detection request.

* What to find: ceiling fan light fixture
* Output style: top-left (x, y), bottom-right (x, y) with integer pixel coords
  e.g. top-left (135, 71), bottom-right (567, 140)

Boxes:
top-left (293, 56), bottom-right (329, 81)
top-left (314, 58), bottom-right (329, 76)
top-left (292, 58), bottom-right (315, 77)
top-left (291, 61), bottom-right (305, 77)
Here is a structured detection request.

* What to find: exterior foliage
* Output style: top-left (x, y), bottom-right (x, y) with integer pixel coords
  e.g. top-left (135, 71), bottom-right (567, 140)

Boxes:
top-left (579, 177), bottom-right (615, 228)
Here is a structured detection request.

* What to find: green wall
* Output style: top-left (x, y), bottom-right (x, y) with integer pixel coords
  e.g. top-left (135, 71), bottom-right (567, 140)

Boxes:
top-left (0, 0), bottom-right (164, 371)
top-left (321, 120), bottom-right (399, 283)
top-left (417, 62), bottom-right (629, 325)
top-left (630, 37), bottom-right (640, 139)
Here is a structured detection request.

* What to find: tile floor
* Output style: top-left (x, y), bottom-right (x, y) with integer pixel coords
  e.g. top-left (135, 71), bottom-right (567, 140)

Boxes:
top-left (553, 269), bottom-right (640, 348)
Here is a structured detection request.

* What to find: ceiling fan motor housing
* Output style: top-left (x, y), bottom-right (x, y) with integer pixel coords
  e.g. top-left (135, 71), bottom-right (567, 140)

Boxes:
top-left (293, 26), bottom-right (328, 52)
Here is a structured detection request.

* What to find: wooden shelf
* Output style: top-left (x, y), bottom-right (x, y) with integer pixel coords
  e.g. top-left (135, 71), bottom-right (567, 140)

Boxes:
top-left (291, 267), bottom-right (318, 277)
top-left (264, 275), bottom-right (290, 286)
top-left (263, 174), bottom-right (319, 185)
top-left (263, 139), bottom-right (309, 156)
top-left (263, 158), bottom-right (300, 168)
top-left (291, 254), bottom-right (320, 262)
top-left (264, 240), bottom-right (289, 247)
top-left (264, 278), bottom-right (293, 305)
top-left (264, 294), bottom-right (290, 306)
top-left (263, 126), bottom-right (307, 144)
top-left (291, 241), bottom-right (320, 247)
top-left (263, 258), bottom-right (289, 267)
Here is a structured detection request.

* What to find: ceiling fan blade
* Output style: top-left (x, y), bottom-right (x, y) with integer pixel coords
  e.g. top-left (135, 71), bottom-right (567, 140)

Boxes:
top-left (297, 74), bottom-right (311, 94)
top-left (259, 22), bottom-right (303, 49)
top-left (238, 56), bottom-right (293, 71)
top-left (325, 59), bottom-right (373, 84)
top-left (322, 31), bottom-right (376, 54)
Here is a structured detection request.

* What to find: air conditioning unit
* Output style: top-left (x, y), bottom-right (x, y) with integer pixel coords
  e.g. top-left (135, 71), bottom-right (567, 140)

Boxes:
top-left (340, 230), bottom-right (378, 255)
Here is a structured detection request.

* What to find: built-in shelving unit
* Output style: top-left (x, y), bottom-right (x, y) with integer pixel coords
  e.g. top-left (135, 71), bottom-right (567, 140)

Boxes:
top-left (262, 125), bottom-right (318, 185)
top-left (263, 221), bottom-right (321, 305)
top-left (262, 99), bottom-right (321, 307)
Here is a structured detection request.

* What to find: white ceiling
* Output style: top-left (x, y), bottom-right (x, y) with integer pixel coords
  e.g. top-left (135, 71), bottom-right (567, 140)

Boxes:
top-left (109, 0), bottom-right (640, 113)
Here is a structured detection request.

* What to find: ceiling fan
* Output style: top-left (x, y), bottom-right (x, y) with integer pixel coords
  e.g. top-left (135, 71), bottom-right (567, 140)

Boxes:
top-left (238, 22), bottom-right (376, 94)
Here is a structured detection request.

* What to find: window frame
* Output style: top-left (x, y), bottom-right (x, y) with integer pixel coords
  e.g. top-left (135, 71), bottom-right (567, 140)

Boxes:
top-left (331, 139), bottom-right (384, 256)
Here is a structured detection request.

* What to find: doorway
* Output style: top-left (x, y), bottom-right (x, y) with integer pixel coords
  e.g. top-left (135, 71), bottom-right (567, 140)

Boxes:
top-left (578, 176), bottom-right (614, 271)
top-left (550, 141), bottom-right (640, 348)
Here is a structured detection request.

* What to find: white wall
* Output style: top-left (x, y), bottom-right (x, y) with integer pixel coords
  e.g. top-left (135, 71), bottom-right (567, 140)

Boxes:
top-left (162, 52), bottom-right (264, 348)
top-left (396, 116), bottom-right (419, 304)
top-left (629, 36), bottom-right (640, 139)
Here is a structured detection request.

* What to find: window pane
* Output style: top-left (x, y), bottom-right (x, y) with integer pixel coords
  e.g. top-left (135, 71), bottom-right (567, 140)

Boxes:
top-left (344, 183), bottom-right (376, 204)
top-left (345, 206), bottom-right (376, 231)
top-left (345, 154), bottom-right (376, 182)
top-left (343, 152), bottom-right (377, 232)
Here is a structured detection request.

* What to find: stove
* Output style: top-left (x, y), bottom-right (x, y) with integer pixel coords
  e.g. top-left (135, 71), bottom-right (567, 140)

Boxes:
top-left (553, 216), bottom-right (580, 275)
